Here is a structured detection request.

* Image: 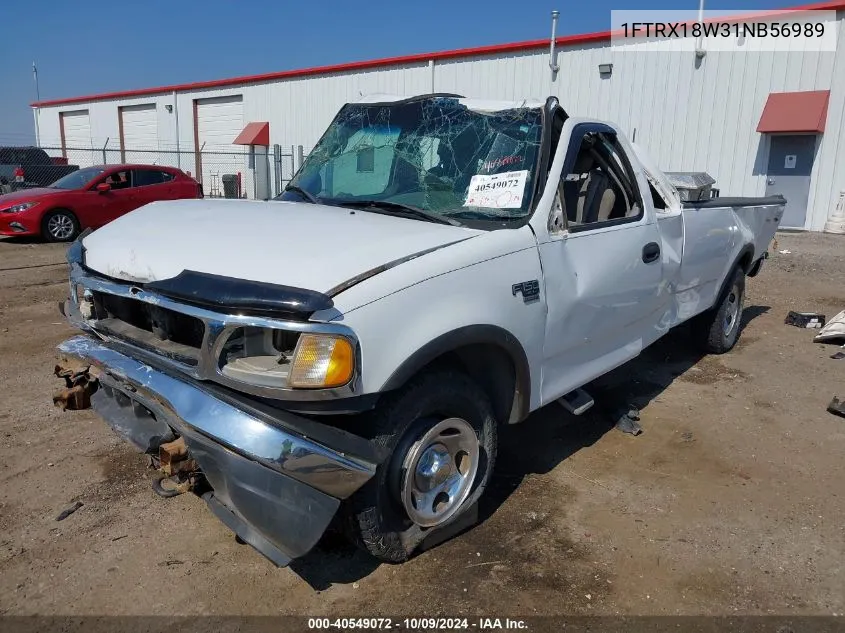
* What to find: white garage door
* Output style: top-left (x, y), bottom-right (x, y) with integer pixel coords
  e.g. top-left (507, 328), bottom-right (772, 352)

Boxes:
top-left (196, 95), bottom-right (249, 197)
top-left (61, 110), bottom-right (95, 167)
top-left (121, 104), bottom-right (158, 165)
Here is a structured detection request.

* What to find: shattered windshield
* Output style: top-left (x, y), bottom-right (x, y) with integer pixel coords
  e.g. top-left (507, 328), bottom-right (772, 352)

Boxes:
top-left (279, 97), bottom-right (544, 224)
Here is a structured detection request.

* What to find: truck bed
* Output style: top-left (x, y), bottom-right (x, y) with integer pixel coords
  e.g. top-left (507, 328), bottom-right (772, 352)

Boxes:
top-left (682, 195), bottom-right (785, 209)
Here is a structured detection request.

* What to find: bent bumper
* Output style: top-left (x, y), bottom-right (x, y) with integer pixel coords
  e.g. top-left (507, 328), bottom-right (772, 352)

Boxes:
top-left (58, 335), bottom-right (378, 566)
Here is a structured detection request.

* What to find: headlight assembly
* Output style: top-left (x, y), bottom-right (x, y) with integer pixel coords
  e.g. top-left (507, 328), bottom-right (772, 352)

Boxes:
top-left (218, 328), bottom-right (354, 390)
top-left (2, 201), bottom-right (38, 214)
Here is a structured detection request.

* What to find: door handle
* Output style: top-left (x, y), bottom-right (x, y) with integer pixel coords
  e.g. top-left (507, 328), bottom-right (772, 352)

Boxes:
top-left (642, 242), bottom-right (660, 264)
top-left (767, 178), bottom-right (775, 185)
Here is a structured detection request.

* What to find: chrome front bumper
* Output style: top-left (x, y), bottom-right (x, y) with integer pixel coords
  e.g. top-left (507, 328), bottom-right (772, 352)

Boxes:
top-left (58, 335), bottom-right (378, 565)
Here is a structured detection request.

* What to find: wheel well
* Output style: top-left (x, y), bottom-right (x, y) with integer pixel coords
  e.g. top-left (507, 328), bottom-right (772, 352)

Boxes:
top-left (41, 208), bottom-right (79, 227)
top-left (709, 246), bottom-right (754, 311)
top-left (380, 326), bottom-right (532, 425)
top-left (396, 343), bottom-right (522, 426)
top-left (737, 249), bottom-right (754, 273)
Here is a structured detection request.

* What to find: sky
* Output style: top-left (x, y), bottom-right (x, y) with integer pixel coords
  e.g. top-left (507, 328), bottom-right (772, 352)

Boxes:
top-left (0, 0), bottom-right (806, 144)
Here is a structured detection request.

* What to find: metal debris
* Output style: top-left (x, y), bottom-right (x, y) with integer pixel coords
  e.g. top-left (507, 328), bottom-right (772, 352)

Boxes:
top-left (52, 364), bottom-right (99, 410)
top-left (615, 406), bottom-right (643, 435)
top-left (828, 397), bottom-right (845, 419)
top-left (784, 311), bottom-right (826, 329)
top-left (56, 501), bottom-right (83, 521)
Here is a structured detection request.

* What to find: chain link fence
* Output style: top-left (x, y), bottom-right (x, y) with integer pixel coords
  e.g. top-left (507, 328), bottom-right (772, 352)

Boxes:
top-left (1, 141), bottom-right (306, 199)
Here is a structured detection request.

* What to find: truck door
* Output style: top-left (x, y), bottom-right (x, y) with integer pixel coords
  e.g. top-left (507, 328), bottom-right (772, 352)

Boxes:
top-left (536, 124), bottom-right (669, 405)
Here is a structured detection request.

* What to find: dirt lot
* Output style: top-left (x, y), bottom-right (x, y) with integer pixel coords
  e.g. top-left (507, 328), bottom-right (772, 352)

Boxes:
top-left (0, 232), bottom-right (843, 617)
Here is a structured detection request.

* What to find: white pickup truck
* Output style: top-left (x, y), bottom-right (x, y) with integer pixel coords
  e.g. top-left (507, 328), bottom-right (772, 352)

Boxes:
top-left (59, 94), bottom-right (783, 566)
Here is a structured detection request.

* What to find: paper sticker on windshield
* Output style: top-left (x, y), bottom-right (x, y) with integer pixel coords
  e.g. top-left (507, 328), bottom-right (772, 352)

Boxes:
top-left (464, 170), bottom-right (528, 209)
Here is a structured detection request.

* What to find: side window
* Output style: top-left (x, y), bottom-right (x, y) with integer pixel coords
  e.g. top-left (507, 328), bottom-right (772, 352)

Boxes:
top-left (132, 169), bottom-right (172, 187)
top-left (104, 169), bottom-right (131, 190)
top-left (559, 131), bottom-right (642, 229)
top-left (649, 181), bottom-right (667, 210)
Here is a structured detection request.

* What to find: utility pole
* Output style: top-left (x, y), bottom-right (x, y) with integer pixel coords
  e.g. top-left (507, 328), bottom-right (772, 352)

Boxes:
top-left (33, 62), bottom-right (41, 146)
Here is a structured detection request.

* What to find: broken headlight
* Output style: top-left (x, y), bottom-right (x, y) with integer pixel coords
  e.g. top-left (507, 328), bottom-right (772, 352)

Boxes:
top-left (218, 329), bottom-right (354, 390)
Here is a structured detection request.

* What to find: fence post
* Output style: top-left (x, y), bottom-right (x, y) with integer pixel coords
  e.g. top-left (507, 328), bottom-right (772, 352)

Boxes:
top-left (101, 138), bottom-right (110, 165)
top-left (296, 145), bottom-right (305, 171)
top-left (273, 144), bottom-right (282, 196)
top-left (290, 145), bottom-right (296, 184)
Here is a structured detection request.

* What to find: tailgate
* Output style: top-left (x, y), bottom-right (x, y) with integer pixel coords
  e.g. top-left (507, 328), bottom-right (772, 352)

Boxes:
top-left (733, 199), bottom-right (785, 260)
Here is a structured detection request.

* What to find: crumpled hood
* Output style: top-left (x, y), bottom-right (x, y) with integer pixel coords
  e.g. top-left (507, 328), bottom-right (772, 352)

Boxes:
top-left (82, 199), bottom-right (481, 292)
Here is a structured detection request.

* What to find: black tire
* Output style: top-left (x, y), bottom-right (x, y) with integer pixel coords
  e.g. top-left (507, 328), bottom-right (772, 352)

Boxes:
top-left (693, 267), bottom-right (746, 354)
top-left (41, 209), bottom-right (80, 243)
top-left (342, 369), bottom-right (497, 563)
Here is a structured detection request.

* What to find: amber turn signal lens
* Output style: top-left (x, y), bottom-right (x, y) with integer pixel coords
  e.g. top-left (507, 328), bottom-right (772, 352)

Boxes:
top-left (289, 334), bottom-right (354, 388)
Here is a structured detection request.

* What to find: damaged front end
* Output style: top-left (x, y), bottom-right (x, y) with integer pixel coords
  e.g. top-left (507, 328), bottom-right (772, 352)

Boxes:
top-left (57, 239), bottom-right (379, 567)
top-left (58, 335), bottom-right (378, 566)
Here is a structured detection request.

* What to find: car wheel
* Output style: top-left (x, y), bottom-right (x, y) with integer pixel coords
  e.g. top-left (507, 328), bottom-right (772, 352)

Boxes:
top-left (343, 369), bottom-right (497, 563)
top-left (42, 209), bottom-right (80, 242)
top-left (694, 267), bottom-right (746, 354)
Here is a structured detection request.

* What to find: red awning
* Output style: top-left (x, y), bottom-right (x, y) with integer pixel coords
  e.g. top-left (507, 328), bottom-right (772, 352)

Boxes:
top-left (233, 122), bottom-right (270, 146)
top-left (757, 90), bottom-right (830, 134)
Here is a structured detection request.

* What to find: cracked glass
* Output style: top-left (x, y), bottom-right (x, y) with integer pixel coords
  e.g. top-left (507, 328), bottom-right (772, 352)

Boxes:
top-left (280, 96), bottom-right (544, 225)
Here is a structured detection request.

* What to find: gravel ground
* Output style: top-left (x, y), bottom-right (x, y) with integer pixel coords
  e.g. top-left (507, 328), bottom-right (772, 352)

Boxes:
top-left (0, 232), bottom-right (843, 617)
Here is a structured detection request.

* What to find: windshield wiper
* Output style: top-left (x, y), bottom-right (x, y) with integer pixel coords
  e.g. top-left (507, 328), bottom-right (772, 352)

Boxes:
top-left (283, 184), bottom-right (319, 204)
top-left (333, 200), bottom-right (460, 226)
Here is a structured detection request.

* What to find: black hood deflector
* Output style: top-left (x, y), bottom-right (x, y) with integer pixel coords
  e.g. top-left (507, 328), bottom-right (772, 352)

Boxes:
top-left (145, 270), bottom-right (334, 318)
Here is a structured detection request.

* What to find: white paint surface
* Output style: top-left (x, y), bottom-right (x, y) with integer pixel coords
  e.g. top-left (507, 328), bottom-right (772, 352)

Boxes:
top-left (81, 199), bottom-right (482, 289)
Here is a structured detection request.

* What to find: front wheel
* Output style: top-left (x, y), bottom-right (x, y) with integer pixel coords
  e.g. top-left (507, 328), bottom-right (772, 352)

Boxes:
top-left (693, 267), bottom-right (746, 354)
top-left (343, 370), bottom-right (497, 563)
top-left (42, 209), bottom-right (80, 242)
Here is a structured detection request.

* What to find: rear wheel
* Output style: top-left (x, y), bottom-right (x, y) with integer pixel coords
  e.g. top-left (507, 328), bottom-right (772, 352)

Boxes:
top-left (343, 370), bottom-right (497, 563)
top-left (42, 209), bottom-right (80, 242)
top-left (693, 267), bottom-right (746, 354)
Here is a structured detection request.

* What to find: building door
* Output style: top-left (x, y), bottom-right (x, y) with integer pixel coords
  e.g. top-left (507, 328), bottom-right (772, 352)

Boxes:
top-left (120, 104), bottom-right (158, 165)
top-left (765, 135), bottom-right (816, 229)
top-left (60, 110), bottom-right (94, 167)
top-left (194, 95), bottom-right (245, 197)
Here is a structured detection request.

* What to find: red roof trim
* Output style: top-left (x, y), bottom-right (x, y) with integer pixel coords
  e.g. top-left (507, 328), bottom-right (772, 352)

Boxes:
top-left (757, 90), bottom-right (831, 133)
top-left (30, 0), bottom-right (845, 108)
top-left (233, 121), bottom-right (270, 146)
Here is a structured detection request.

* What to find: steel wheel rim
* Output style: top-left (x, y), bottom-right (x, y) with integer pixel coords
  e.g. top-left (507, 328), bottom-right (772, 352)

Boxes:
top-left (723, 285), bottom-right (742, 336)
top-left (47, 214), bottom-right (74, 240)
top-left (400, 417), bottom-right (480, 528)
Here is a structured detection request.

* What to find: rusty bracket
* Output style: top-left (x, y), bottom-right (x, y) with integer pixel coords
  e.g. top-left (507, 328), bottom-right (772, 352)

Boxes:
top-left (157, 437), bottom-right (200, 477)
top-left (52, 364), bottom-right (99, 411)
top-left (152, 472), bottom-right (199, 498)
top-left (151, 437), bottom-right (202, 498)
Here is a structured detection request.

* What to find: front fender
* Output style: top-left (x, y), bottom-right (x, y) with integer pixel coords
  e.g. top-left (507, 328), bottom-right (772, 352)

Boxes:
top-left (334, 229), bottom-right (546, 414)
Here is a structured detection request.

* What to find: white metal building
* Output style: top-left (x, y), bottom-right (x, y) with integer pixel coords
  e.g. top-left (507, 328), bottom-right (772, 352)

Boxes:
top-left (31, 0), bottom-right (845, 231)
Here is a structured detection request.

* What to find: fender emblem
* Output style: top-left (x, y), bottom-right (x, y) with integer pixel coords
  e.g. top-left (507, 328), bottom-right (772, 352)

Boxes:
top-left (512, 280), bottom-right (540, 303)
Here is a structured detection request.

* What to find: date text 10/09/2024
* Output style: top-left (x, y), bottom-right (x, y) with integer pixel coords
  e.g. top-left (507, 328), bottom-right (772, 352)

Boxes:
top-left (307, 618), bottom-right (529, 630)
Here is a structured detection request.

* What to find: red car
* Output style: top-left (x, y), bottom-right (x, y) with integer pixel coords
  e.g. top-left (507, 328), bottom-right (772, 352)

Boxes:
top-left (0, 164), bottom-right (202, 242)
